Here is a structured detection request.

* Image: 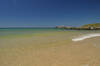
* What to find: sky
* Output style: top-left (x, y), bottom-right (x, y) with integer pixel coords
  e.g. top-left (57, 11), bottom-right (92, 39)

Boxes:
top-left (0, 0), bottom-right (100, 27)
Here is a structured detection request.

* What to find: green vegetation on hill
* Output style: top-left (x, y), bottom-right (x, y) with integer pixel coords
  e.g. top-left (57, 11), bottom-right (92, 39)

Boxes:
top-left (56, 23), bottom-right (100, 30)
top-left (82, 23), bottom-right (100, 27)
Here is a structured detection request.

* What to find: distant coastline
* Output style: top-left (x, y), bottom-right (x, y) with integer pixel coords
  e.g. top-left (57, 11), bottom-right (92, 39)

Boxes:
top-left (56, 23), bottom-right (100, 30)
top-left (0, 23), bottom-right (100, 30)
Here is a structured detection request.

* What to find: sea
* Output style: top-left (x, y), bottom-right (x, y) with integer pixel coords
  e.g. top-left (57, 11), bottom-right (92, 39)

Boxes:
top-left (0, 28), bottom-right (100, 66)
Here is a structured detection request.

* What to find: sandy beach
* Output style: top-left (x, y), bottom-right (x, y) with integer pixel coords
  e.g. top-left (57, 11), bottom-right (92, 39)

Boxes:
top-left (0, 30), bottom-right (100, 66)
top-left (0, 0), bottom-right (100, 65)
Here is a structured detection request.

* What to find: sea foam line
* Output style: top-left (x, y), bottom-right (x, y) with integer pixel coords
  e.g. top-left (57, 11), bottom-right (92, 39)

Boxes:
top-left (72, 33), bottom-right (100, 41)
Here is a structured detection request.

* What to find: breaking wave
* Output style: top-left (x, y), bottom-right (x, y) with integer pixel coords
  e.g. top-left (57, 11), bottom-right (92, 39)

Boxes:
top-left (72, 33), bottom-right (100, 41)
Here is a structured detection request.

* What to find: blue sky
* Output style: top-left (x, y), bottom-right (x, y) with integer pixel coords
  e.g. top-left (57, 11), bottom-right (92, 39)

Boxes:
top-left (0, 0), bottom-right (100, 27)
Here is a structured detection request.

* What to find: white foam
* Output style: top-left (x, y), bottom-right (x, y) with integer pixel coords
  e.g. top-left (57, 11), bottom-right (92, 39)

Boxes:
top-left (72, 33), bottom-right (100, 41)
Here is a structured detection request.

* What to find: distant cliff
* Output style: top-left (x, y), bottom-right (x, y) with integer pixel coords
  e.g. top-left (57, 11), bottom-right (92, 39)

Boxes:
top-left (82, 23), bottom-right (100, 28)
top-left (56, 23), bottom-right (100, 30)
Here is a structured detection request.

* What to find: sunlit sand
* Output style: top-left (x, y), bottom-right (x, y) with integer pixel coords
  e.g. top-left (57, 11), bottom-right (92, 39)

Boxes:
top-left (0, 30), bottom-right (100, 66)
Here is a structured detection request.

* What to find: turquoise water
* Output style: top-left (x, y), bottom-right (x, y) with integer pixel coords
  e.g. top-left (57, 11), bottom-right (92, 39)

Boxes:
top-left (0, 28), bottom-right (63, 38)
top-left (0, 28), bottom-right (100, 38)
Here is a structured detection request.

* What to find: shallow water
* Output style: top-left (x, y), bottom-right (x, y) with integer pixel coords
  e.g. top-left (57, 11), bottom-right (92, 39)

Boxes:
top-left (0, 28), bottom-right (100, 66)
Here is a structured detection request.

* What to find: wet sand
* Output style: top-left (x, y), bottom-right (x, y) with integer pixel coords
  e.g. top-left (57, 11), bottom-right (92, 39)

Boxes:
top-left (0, 31), bottom-right (100, 66)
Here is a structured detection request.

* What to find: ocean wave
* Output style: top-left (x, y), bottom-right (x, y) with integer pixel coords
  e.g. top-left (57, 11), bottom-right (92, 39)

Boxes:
top-left (72, 33), bottom-right (100, 41)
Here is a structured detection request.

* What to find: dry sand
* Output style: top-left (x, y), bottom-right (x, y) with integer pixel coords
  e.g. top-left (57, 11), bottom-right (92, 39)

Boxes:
top-left (0, 34), bottom-right (100, 66)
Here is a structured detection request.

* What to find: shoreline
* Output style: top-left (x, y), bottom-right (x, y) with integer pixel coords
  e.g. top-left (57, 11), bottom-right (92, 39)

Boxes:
top-left (72, 33), bottom-right (100, 41)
